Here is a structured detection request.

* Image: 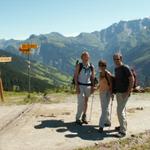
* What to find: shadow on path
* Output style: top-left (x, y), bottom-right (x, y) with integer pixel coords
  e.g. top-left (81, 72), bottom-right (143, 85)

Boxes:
top-left (34, 119), bottom-right (117, 141)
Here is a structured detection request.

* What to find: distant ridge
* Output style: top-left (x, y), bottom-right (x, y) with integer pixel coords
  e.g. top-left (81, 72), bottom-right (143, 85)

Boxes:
top-left (0, 17), bottom-right (150, 87)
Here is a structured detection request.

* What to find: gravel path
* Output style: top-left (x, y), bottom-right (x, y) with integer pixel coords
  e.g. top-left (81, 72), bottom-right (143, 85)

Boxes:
top-left (0, 93), bottom-right (150, 150)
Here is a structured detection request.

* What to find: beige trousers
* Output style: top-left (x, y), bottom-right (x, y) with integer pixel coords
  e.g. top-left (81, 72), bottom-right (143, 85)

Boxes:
top-left (116, 93), bottom-right (129, 133)
top-left (99, 91), bottom-right (111, 127)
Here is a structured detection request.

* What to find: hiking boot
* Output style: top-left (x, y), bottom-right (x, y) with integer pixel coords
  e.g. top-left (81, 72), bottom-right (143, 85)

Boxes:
top-left (82, 114), bottom-right (88, 124)
top-left (98, 127), bottom-right (103, 133)
top-left (104, 123), bottom-right (111, 127)
top-left (115, 126), bottom-right (120, 131)
top-left (75, 120), bottom-right (82, 126)
top-left (115, 132), bottom-right (126, 138)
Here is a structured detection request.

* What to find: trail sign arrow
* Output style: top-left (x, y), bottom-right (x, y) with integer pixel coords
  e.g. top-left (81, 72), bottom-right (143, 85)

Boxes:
top-left (0, 57), bottom-right (12, 63)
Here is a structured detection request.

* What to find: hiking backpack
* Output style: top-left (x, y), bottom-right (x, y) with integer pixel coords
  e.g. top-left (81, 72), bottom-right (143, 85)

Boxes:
top-left (72, 61), bottom-right (98, 86)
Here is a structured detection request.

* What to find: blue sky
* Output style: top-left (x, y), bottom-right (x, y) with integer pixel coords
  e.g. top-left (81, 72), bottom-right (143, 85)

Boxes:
top-left (0, 0), bottom-right (150, 40)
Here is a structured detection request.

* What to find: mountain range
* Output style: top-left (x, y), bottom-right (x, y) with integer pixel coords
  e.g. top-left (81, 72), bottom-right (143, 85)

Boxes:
top-left (0, 17), bottom-right (150, 91)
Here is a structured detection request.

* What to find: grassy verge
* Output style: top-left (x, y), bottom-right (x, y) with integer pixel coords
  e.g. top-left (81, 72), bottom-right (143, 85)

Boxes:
top-left (0, 91), bottom-right (74, 105)
top-left (0, 90), bottom-right (149, 105)
top-left (76, 131), bottom-right (150, 150)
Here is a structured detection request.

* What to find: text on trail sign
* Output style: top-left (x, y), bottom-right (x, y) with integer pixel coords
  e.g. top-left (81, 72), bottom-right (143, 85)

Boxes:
top-left (0, 57), bottom-right (12, 63)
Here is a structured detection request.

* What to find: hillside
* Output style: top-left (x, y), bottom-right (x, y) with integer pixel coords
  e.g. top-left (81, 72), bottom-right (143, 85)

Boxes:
top-left (0, 50), bottom-right (70, 92)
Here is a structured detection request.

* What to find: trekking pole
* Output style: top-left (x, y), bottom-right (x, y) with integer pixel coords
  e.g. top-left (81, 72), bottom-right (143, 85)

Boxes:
top-left (89, 93), bottom-right (94, 122)
top-left (125, 106), bottom-right (127, 120)
top-left (109, 95), bottom-right (114, 129)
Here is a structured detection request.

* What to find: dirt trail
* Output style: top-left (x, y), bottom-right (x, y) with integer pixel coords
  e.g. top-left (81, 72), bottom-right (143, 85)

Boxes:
top-left (0, 93), bottom-right (150, 150)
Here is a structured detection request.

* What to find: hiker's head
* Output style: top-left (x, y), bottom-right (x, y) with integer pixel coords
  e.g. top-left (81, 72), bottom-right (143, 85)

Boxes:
top-left (98, 60), bottom-right (107, 71)
top-left (81, 51), bottom-right (90, 64)
top-left (113, 53), bottom-right (123, 66)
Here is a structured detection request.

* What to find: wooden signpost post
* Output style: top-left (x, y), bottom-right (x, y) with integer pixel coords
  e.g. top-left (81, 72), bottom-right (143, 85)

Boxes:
top-left (0, 57), bottom-right (12, 102)
top-left (19, 43), bottom-right (38, 98)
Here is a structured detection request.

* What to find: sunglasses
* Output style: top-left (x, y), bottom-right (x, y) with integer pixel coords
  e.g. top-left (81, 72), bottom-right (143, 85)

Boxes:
top-left (99, 65), bottom-right (106, 67)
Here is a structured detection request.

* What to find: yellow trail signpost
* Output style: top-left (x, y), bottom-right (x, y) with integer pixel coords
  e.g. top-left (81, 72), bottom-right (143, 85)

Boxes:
top-left (0, 56), bottom-right (12, 102)
top-left (19, 43), bottom-right (38, 98)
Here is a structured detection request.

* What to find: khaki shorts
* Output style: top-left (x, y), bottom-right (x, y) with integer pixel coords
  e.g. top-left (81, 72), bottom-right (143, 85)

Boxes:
top-left (79, 85), bottom-right (91, 97)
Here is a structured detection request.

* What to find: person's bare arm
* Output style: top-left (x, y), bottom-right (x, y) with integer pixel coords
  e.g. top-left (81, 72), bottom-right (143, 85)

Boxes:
top-left (123, 75), bottom-right (134, 98)
top-left (74, 64), bottom-right (80, 94)
top-left (95, 75), bottom-right (101, 91)
top-left (97, 77), bottom-right (100, 90)
top-left (106, 71), bottom-right (113, 93)
top-left (90, 66), bottom-right (95, 94)
top-left (127, 75), bottom-right (134, 94)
